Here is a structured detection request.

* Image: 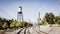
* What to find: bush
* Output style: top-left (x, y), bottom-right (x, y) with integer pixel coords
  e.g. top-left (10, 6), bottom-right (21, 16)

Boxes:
top-left (40, 18), bottom-right (46, 25)
top-left (10, 22), bottom-right (16, 28)
top-left (57, 20), bottom-right (60, 24)
top-left (16, 22), bottom-right (23, 28)
top-left (2, 22), bottom-right (8, 29)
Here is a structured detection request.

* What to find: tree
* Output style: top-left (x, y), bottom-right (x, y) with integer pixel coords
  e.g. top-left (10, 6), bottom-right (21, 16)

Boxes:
top-left (57, 20), bottom-right (60, 24)
top-left (55, 16), bottom-right (58, 23)
top-left (45, 12), bottom-right (55, 24)
top-left (2, 22), bottom-right (8, 29)
top-left (0, 17), bottom-right (16, 29)
top-left (16, 22), bottom-right (23, 28)
top-left (0, 18), bottom-right (8, 29)
top-left (0, 18), bottom-right (3, 30)
top-left (40, 18), bottom-right (46, 25)
top-left (55, 15), bottom-right (60, 24)
top-left (10, 22), bottom-right (16, 28)
top-left (45, 12), bottom-right (49, 22)
top-left (7, 19), bottom-right (14, 28)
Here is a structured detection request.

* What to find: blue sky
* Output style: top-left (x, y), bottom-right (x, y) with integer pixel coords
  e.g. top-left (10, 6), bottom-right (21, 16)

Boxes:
top-left (0, 0), bottom-right (60, 23)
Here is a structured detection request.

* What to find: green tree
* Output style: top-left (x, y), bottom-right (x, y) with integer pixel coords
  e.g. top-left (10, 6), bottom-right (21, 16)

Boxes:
top-left (45, 12), bottom-right (55, 24)
top-left (45, 12), bottom-right (49, 22)
top-left (49, 13), bottom-right (55, 24)
top-left (10, 22), bottom-right (16, 28)
top-left (16, 22), bottom-right (23, 28)
top-left (57, 20), bottom-right (60, 24)
top-left (41, 18), bottom-right (46, 25)
top-left (0, 17), bottom-right (15, 29)
top-left (0, 18), bottom-right (8, 29)
top-left (55, 15), bottom-right (60, 24)
top-left (7, 19), bottom-right (14, 28)
top-left (0, 18), bottom-right (3, 30)
top-left (2, 22), bottom-right (8, 29)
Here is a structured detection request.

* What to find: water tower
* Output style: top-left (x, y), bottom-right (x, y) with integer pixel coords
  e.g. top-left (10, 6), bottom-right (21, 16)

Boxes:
top-left (17, 6), bottom-right (23, 22)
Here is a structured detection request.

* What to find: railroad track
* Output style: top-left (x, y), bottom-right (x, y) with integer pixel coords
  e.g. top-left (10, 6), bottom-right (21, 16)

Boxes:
top-left (17, 28), bottom-right (24, 34)
top-left (5, 26), bottom-right (57, 34)
top-left (24, 28), bottom-right (27, 34)
top-left (17, 27), bottom-right (31, 34)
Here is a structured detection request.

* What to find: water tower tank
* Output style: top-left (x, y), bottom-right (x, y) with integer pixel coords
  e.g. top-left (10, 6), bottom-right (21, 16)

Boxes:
top-left (18, 6), bottom-right (22, 12)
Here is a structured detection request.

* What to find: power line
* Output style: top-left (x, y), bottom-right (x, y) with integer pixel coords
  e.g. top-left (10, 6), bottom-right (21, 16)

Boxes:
top-left (0, 0), bottom-right (13, 19)
top-left (0, 0), bottom-right (8, 8)
top-left (0, 9), bottom-right (13, 18)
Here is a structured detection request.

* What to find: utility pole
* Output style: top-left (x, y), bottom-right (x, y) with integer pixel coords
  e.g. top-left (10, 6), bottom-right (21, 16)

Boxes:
top-left (37, 12), bottom-right (40, 29)
top-left (35, 22), bottom-right (36, 28)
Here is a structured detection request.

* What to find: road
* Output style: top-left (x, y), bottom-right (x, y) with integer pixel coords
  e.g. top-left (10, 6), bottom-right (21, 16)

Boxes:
top-left (5, 25), bottom-right (60, 34)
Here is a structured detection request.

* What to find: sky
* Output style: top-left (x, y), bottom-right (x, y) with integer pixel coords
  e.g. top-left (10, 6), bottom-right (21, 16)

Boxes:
top-left (0, 0), bottom-right (60, 23)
